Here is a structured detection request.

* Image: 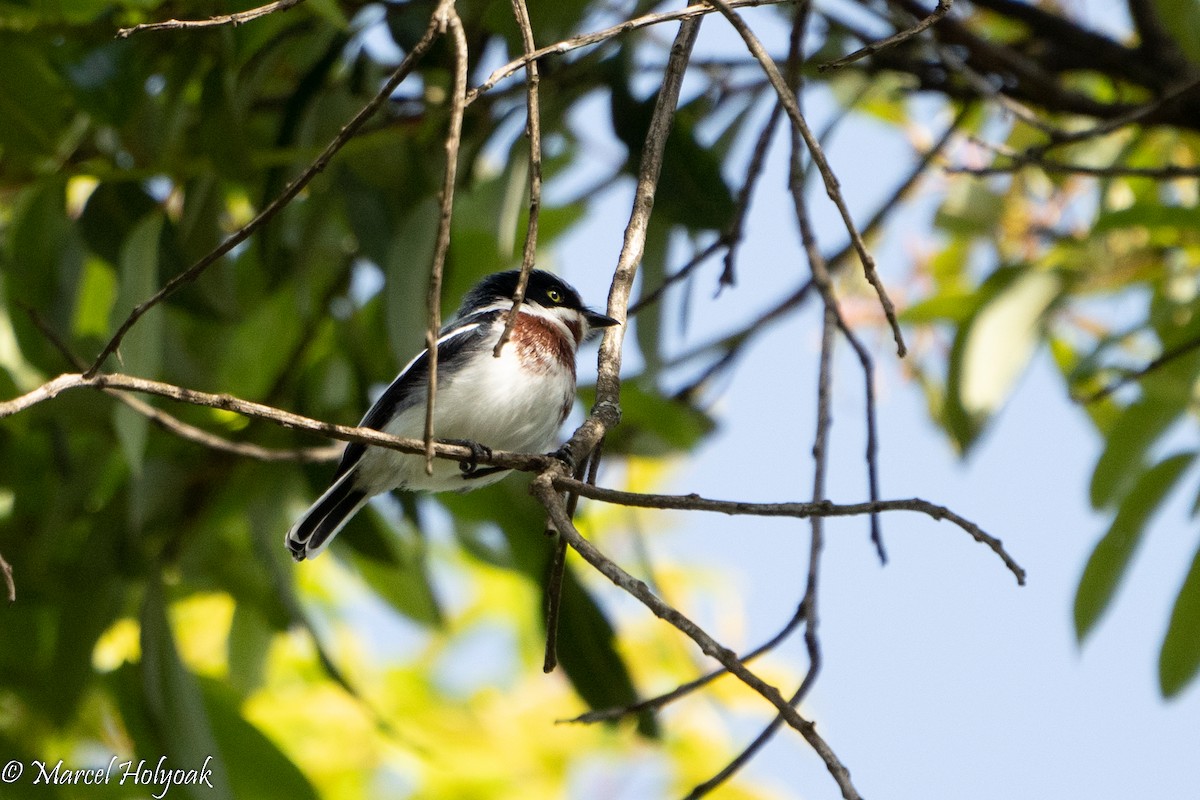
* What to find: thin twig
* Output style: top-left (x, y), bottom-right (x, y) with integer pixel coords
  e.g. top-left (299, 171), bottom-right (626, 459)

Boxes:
top-left (948, 158), bottom-right (1200, 179)
top-left (672, 280), bottom-right (816, 401)
top-left (530, 477), bottom-right (862, 800)
top-left (423, 3), bottom-right (469, 475)
top-left (671, 106), bottom-right (965, 399)
top-left (628, 237), bottom-right (726, 316)
top-left (722, 101), bottom-right (784, 288)
top-left (21, 304), bottom-right (338, 463)
top-left (691, 15), bottom-right (834, 791)
top-left (87, 7), bottom-right (446, 379)
top-left (116, 0), bottom-right (305, 37)
top-left (549, 477), bottom-right (1026, 584)
top-left (1078, 333), bottom-right (1200, 404)
top-left (465, 0), bottom-right (790, 106)
top-left (820, 0), bottom-right (953, 71)
top-left (544, 447), bottom-right (596, 673)
top-left (0, 552), bottom-right (13, 603)
top-left (686, 310), bottom-right (838, 800)
top-left (562, 600), bottom-right (807, 724)
top-left (788, 138), bottom-right (887, 563)
top-left (1025, 76), bottom-right (1200, 153)
top-left (556, 15), bottom-right (704, 468)
top-left (0, 372), bottom-right (559, 473)
top-left (494, 0), bottom-right (545, 357)
top-left (702, 0), bottom-right (907, 357)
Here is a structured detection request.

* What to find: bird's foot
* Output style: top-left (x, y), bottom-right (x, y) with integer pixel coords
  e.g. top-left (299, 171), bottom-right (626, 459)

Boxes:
top-left (547, 444), bottom-right (576, 472)
top-left (450, 439), bottom-right (505, 480)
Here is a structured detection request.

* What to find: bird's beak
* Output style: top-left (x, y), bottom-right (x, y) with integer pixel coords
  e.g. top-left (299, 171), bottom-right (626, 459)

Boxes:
top-left (585, 309), bottom-right (620, 329)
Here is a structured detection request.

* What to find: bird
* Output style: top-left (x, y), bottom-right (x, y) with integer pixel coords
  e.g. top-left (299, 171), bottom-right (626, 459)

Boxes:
top-left (285, 269), bottom-right (618, 561)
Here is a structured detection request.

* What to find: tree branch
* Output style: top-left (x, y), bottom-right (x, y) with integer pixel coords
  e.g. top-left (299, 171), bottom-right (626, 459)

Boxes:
top-left (423, 2), bottom-right (469, 474)
top-left (0, 372), bottom-right (556, 473)
top-left (494, 0), bottom-right (545, 357)
top-left (1077, 332), bottom-right (1200, 404)
top-left (88, 6), bottom-right (446, 378)
top-left (116, 0), bottom-right (305, 38)
top-left (0, 552), bottom-right (13, 603)
top-left (561, 600), bottom-right (807, 724)
top-left (557, 14), bottom-right (703, 468)
top-left (465, 0), bottom-right (790, 105)
top-left (21, 303), bottom-right (339, 463)
top-left (702, 0), bottom-right (907, 357)
top-left (550, 476), bottom-right (1026, 584)
top-left (531, 475), bottom-right (863, 800)
top-left (820, 0), bottom-right (952, 71)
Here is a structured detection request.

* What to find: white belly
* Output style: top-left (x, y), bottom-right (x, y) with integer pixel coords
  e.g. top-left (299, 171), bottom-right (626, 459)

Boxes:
top-left (353, 343), bottom-right (574, 494)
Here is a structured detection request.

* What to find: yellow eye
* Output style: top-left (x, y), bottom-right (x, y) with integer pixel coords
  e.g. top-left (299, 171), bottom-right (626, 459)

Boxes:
top-left (546, 289), bottom-right (562, 303)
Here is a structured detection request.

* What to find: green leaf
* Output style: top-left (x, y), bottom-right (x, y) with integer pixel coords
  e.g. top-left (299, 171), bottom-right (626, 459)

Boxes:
top-left (1093, 204), bottom-right (1200, 237)
top-left (112, 214), bottom-right (165, 475)
top-left (227, 605), bottom-right (275, 697)
top-left (898, 292), bottom-right (978, 325)
top-left (140, 578), bottom-right (234, 800)
top-left (72, 257), bottom-right (118, 339)
top-left (199, 677), bottom-right (320, 800)
top-left (934, 180), bottom-right (1004, 235)
top-left (1152, 0), bottom-right (1200, 62)
top-left (339, 511), bottom-right (443, 627)
top-left (1159, 536), bottom-right (1200, 697)
top-left (551, 566), bottom-right (658, 738)
top-left (578, 382), bottom-right (717, 457)
top-left (0, 38), bottom-right (67, 157)
top-left (1090, 397), bottom-right (1182, 509)
top-left (1074, 452), bottom-right (1196, 643)
top-left (635, 219), bottom-right (670, 379)
top-left (944, 268), bottom-right (1059, 452)
top-left (385, 199), bottom-right (440, 362)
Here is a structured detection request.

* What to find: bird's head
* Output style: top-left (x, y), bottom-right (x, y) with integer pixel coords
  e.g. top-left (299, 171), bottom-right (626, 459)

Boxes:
top-left (457, 269), bottom-right (619, 345)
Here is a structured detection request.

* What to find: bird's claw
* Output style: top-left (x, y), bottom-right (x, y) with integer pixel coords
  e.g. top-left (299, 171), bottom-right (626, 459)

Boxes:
top-left (454, 440), bottom-right (494, 476)
top-left (548, 445), bottom-right (576, 472)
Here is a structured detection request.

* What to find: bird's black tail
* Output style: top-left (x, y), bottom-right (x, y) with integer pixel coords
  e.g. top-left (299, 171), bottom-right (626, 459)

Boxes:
top-left (285, 471), bottom-right (368, 561)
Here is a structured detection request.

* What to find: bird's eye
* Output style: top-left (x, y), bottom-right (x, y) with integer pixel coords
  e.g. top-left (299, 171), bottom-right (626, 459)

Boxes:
top-left (546, 289), bottom-right (562, 303)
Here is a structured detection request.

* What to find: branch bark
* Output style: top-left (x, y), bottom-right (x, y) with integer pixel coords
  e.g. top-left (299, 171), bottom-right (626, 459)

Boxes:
top-left (531, 475), bottom-right (863, 800)
top-left (116, 0), bottom-right (305, 37)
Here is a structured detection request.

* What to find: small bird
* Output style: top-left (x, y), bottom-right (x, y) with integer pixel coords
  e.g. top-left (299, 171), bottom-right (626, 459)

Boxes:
top-left (286, 269), bottom-right (618, 561)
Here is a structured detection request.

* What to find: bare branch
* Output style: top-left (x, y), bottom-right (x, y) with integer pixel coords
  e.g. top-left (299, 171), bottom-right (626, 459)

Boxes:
top-left (0, 372), bottom-right (556, 473)
top-left (21, 303), bottom-right (339, 463)
top-left (820, 0), bottom-right (953, 71)
top-left (562, 601), bottom-right (807, 724)
top-left (531, 476), bottom-right (863, 800)
top-left (423, 3), bottom-right (469, 474)
top-left (494, 0), bottom-right (545, 357)
top-left (1077, 332), bottom-right (1200, 404)
top-left (692, 15), bottom-right (847, 792)
top-left (0, 367), bottom-right (1019, 597)
top-left (88, 7), bottom-right (446, 378)
top-left (722, 101), bottom-right (784, 288)
top-left (550, 477), bottom-right (1026, 584)
top-left (671, 106), bottom-right (965, 399)
top-left (702, 0), bottom-right (907, 357)
top-left (948, 158), bottom-right (1200, 179)
top-left (465, 0), bottom-right (790, 105)
top-left (557, 15), bottom-right (703, 468)
top-left (628, 237), bottom-right (726, 316)
top-left (116, 0), bottom-right (305, 38)
top-left (0, 552), bottom-right (13, 603)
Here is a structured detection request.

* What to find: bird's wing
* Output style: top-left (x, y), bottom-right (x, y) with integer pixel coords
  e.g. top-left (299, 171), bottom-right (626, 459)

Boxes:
top-left (332, 311), bottom-right (498, 480)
